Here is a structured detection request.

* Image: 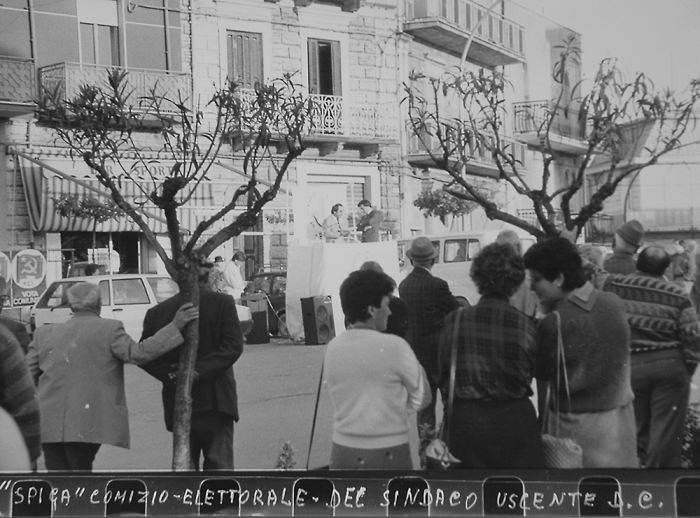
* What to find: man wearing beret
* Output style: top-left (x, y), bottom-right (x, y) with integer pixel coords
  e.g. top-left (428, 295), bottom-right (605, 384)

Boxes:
top-left (399, 237), bottom-right (460, 449)
top-left (604, 220), bottom-right (645, 274)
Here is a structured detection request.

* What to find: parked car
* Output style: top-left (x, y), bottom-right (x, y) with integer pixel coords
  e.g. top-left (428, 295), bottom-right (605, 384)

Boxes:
top-left (243, 270), bottom-right (288, 338)
top-left (30, 274), bottom-right (253, 340)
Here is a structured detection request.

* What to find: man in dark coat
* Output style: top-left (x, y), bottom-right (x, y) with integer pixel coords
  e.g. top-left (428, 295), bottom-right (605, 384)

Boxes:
top-left (604, 220), bottom-right (645, 274)
top-left (398, 237), bottom-right (460, 435)
top-left (356, 199), bottom-right (384, 243)
top-left (140, 260), bottom-right (244, 470)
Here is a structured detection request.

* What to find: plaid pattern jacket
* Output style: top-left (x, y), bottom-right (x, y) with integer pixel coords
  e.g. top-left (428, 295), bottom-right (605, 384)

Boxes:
top-left (399, 267), bottom-right (460, 378)
top-left (438, 297), bottom-right (538, 401)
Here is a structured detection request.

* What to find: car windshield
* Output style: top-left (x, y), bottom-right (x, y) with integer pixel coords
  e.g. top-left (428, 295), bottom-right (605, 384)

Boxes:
top-left (35, 282), bottom-right (80, 309)
top-left (250, 276), bottom-right (272, 293)
top-left (147, 278), bottom-right (179, 303)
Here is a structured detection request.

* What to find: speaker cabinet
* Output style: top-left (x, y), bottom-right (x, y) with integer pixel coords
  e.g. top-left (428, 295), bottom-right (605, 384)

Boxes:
top-left (247, 310), bottom-right (270, 344)
top-left (301, 296), bottom-right (335, 345)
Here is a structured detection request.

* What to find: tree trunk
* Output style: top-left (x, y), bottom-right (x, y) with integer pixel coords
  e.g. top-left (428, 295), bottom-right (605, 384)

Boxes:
top-left (170, 269), bottom-right (200, 470)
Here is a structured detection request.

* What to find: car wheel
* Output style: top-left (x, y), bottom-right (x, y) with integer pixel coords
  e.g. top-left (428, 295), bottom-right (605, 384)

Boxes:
top-left (277, 312), bottom-right (290, 339)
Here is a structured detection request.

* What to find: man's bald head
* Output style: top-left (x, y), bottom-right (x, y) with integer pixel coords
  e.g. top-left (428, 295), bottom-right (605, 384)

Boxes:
top-left (636, 245), bottom-right (671, 277)
top-left (495, 229), bottom-right (522, 255)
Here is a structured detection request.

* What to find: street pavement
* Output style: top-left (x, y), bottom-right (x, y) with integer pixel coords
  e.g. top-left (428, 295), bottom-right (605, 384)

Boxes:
top-left (89, 338), bottom-right (331, 471)
top-left (35, 334), bottom-right (700, 472)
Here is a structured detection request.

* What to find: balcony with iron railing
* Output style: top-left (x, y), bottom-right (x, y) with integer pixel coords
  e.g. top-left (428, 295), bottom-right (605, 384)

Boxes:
top-left (408, 125), bottom-right (527, 179)
top-left (0, 56), bottom-right (36, 117)
top-left (517, 209), bottom-right (615, 242)
top-left (513, 100), bottom-right (592, 155)
top-left (38, 63), bottom-right (192, 118)
top-left (404, 0), bottom-right (525, 66)
top-left (232, 89), bottom-right (398, 156)
top-left (626, 209), bottom-right (700, 233)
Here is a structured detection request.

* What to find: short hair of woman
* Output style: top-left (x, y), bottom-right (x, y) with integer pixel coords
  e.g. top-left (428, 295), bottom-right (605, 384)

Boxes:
top-left (67, 282), bottom-right (102, 312)
top-left (340, 269), bottom-right (395, 324)
top-left (523, 237), bottom-right (587, 291)
top-left (470, 242), bottom-right (525, 298)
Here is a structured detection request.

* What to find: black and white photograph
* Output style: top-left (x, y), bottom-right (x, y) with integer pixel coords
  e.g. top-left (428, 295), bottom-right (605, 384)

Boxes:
top-left (1, 0), bottom-right (700, 514)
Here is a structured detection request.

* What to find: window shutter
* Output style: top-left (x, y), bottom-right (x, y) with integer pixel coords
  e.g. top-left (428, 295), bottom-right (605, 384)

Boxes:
top-left (331, 40), bottom-right (342, 95)
top-left (227, 31), bottom-right (263, 89)
top-left (308, 39), bottom-right (320, 94)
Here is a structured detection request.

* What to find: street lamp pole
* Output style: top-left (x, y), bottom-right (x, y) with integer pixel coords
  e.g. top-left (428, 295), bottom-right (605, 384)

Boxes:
top-left (459, 0), bottom-right (504, 71)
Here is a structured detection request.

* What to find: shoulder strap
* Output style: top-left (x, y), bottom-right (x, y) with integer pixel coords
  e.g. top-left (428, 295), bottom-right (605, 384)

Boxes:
top-left (444, 307), bottom-right (463, 448)
top-left (306, 361), bottom-right (324, 470)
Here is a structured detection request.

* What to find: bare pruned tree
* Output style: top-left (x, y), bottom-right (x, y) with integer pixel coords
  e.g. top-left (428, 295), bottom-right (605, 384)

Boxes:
top-left (404, 37), bottom-right (700, 239)
top-left (36, 70), bottom-right (314, 469)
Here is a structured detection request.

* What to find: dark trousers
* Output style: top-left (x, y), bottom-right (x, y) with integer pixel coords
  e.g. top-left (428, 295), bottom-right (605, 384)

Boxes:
top-left (632, 356), bottom-right (690, 468)
top-left (190, 411), bottom-right (234, 470)
top-left (449, 398), bottom-right (544, 469)
top-left (43, 442), bottom-right (101, 471)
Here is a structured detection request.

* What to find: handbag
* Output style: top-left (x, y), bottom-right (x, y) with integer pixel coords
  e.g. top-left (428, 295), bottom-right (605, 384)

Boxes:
top-left (425, 307), bottom-right (463, 469)
top-left (541, 311), bottom-right (583, 469)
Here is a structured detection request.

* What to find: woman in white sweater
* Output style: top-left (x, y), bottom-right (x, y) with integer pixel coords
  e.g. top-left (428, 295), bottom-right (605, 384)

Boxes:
top-left (323, 269), bottom-right (431, 469)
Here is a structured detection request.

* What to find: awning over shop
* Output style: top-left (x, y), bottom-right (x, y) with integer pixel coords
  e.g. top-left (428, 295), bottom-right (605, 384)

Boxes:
top-left (16, 154), bottom-right (214, 234)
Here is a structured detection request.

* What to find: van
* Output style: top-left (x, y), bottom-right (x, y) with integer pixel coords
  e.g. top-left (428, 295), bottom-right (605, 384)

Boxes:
top-left (397, 229), bottom-right (536, 305)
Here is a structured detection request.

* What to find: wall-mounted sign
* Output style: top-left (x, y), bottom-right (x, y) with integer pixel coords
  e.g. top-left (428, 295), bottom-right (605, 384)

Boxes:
top-left (0, 252), bottom-right (10, 308)
top-left (9, 249), bottom-right (47, 306)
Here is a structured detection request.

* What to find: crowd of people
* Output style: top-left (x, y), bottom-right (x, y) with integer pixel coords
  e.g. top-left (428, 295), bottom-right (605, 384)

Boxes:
top-left (3, 218), bottom-right (700, 472)
top-left (323, 220), bottom-right (700, 469)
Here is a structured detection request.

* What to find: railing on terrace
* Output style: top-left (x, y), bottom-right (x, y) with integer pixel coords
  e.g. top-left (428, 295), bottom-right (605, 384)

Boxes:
top-left (38, 62), bottom-right (192, 114)
top-left (409, 126), bottom-right (527, 170)
top-left (235, 89), bottom-right (398, 140)
top-left (627, 209), bottom-right (700, 232)
top-left (407, 0), bottom-right (525, 56)
top-left (0, 56), bottom-right (35, 103)
top-left (513, 100), bottom-right (588, 141)
top-left (517, 209), bottom-right (615, 242)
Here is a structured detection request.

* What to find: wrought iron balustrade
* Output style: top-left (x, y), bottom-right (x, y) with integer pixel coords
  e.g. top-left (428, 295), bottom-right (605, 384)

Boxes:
top-left (409, 125), bottom-right (527, 170)
top-left (513, 100), bottom-right (587, 140)
top-left (407, 0), bottom-right (525, 57)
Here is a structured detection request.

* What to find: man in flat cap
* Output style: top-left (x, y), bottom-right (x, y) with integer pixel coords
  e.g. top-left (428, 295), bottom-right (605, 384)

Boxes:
top-left (399, 237), bottom-right (460, 453)
top-left (604, 220), bottom-right (645, 274)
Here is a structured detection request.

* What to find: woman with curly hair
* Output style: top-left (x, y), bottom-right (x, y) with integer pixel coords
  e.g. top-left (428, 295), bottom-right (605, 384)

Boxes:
top-left (437, 242), bottom-right (544, 468)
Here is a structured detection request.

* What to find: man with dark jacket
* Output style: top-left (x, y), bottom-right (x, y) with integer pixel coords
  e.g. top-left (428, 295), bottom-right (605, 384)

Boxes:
top-left (140, 259), bottom-right (244, 470)
top-left (399, 237), bottom-right (460, 435)
top-left (603, 220), bottom-right (645, 274)
top-left (603, 246), bottom-right (700, 467)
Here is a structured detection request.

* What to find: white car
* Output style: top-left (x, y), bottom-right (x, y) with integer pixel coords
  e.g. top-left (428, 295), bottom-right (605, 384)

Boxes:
top-left (29, 274), bottom-right (253, 341)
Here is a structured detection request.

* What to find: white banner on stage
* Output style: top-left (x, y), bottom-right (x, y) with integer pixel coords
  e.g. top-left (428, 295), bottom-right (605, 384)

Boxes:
top-left (286, 241), bottom-right (401, 341)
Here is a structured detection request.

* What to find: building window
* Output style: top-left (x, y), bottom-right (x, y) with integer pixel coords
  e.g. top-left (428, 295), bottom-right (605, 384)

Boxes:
top-left (32, 0), bottom-right (181, 71)
top-left (80, 24), bottom-right (120, 66)
top-left (227, 31), bottom-right (263, 89)
top-left (78, 0), bottom-right (120, 66)
top-left (124, 0), bottom-right (182, 71)
top-left (0, 0), bottom-right (32, 59)
top-left (307, 39), bottom-right (341, 96)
